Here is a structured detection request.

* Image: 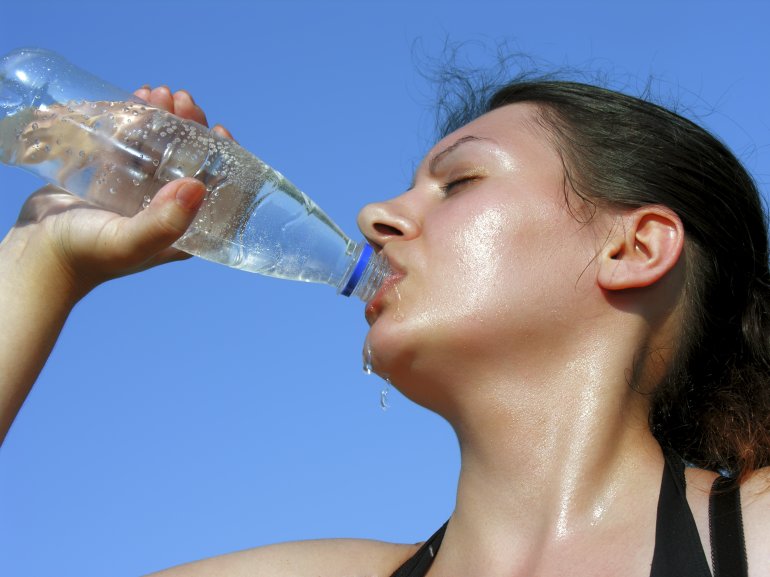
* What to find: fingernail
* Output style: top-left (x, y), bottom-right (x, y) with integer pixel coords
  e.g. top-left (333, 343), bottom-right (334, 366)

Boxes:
top-left (177, 89), bottom-right (194, 104)
top-left (175, 181), bottom-right (205, 211)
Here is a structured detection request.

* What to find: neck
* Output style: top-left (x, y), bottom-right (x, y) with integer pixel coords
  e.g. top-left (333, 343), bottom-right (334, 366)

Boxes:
top-left (431, 335), bottom-right (665, 576)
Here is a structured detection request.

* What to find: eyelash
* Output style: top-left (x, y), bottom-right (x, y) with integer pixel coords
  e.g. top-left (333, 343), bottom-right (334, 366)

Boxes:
top-left (440, 176), bottom-right (479, 196)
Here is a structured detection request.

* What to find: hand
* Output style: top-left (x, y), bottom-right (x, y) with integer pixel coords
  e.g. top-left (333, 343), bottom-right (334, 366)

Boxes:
top-left (5, 85), bottom-right (234, 300)
top-left (133, 85), bottom-right (236, 141)
top-left (0, 86), bottom-right (236, 444)
top-left (11, 178), bottom-right (206, 300)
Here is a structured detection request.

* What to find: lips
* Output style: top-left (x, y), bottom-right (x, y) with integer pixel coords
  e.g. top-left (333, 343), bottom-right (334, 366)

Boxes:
top-left (365, 257), bottom-right (404, 323)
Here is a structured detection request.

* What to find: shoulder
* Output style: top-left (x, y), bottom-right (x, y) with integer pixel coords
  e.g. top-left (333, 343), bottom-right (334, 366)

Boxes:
top-left (143, 537), bottom-right (421, 577)
top-left (740, 467), bottom-right (770, 577)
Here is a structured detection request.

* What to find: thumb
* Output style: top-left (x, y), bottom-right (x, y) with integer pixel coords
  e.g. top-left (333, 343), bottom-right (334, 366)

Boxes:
top-left (117, 178), bottom-right (206, 259)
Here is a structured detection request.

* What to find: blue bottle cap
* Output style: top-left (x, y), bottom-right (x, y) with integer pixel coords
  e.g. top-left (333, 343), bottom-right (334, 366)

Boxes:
top-left (340, 243), bottom-right (373, 296)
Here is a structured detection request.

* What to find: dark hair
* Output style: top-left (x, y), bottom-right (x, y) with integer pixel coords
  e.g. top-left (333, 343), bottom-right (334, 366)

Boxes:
top-left (439, 76), bottom-right (770, 480)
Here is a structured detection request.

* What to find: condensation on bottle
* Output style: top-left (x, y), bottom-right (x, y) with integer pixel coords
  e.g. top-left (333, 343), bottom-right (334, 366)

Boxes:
top-left (0, 48), bottom-right (389, 301)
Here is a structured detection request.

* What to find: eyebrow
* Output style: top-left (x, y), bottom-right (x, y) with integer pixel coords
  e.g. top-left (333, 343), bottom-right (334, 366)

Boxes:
top-left (428, 135), bottom-right (494, 174)
top-left (406, 135), bottom-right (495, 191)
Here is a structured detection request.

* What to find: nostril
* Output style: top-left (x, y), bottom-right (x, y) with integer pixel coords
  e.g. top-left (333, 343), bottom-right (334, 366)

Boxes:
top-left (374, 223), bottom-right (403, 236)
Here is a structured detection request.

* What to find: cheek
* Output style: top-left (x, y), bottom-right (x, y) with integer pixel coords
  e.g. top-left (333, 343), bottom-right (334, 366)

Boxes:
top-left (448, 206), bottom-right (511, 313)
top-left (429, 200), bottom-right (591, 332)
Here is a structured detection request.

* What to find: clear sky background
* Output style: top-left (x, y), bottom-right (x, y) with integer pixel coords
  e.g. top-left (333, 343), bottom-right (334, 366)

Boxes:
top-left (1, 1), bottom-right (768, 575)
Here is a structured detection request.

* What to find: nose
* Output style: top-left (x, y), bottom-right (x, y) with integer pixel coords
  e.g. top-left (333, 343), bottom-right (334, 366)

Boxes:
top-left (357, 198), bottom-right (420, 251)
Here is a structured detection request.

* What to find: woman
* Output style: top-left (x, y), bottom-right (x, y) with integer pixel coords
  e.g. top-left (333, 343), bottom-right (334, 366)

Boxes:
top-left (1, 78), bottom-right (768, 576)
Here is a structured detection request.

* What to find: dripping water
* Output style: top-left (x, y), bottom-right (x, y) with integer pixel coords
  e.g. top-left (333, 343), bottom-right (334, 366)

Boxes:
top-left (363, 337), bottom-right (390, 411)
top-left (380, 379), bottom-right (391, 411)
top-left (363, 338), bottom-right (373, 375)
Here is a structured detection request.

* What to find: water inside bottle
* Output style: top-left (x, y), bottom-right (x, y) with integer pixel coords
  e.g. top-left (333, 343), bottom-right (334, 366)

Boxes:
top-left (0, 101), bottom-right (356, 285)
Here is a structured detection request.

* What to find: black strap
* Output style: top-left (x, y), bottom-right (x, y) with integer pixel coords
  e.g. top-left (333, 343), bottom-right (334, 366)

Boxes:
top-left (710, 476), bottom-right (749, 577)
top-left (389, 455), bottom-right (749, 577)
top-left (389, 521), bottom-right (447, 577)
top-left (650, 451), bottom-right (712, 577)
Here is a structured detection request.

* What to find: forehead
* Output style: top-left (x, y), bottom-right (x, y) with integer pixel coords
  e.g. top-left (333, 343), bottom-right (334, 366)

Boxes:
top-left (424, 102), bottom-right (552, 165)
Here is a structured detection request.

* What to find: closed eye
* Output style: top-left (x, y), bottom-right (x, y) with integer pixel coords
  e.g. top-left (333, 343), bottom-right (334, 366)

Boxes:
top-left (440, 176), bottom-right (480, 197)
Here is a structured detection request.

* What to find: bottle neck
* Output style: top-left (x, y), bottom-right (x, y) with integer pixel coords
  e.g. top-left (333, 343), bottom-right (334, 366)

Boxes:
top-left (338, 243), bottom-right (390, 302)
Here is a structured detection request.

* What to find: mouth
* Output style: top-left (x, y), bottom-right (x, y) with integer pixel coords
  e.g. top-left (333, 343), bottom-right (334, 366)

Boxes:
top-left (365, 269), bottom-right (404, 324)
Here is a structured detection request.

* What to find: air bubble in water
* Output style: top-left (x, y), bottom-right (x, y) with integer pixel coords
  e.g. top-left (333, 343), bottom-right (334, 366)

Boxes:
top-left (142, 195), bottom-right (151, 208)
top-left (152, 159), bottom-right (160, 166)
top-left (31, 122), bottom-right (38, 130)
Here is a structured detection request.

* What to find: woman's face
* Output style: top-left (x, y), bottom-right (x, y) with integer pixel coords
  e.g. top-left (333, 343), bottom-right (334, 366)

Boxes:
top-left (358, 103), bottom-right (606, 402)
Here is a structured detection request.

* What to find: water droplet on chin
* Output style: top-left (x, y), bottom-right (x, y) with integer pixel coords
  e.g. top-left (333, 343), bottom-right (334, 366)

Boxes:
top-left (363, 339), bottom-right (373, 375)
top-left (392, 285), bottom-right (405, 322)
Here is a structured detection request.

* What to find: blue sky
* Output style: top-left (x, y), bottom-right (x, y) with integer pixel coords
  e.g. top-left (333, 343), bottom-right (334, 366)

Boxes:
top-left (1, 1), bottom-right (768, 575)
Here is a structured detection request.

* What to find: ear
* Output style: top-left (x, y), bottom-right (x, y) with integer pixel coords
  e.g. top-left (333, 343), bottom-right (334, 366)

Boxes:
top-left (597, 206), bottom-right (684, 291)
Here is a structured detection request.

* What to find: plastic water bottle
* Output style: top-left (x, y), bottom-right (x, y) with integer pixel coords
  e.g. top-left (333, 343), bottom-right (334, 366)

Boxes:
top-left (0, 48), bottom-right (389, 300)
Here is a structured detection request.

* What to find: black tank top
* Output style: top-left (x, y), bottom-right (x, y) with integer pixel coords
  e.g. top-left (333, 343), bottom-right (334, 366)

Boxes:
top-left (389, 451), bottom-right (748, 577)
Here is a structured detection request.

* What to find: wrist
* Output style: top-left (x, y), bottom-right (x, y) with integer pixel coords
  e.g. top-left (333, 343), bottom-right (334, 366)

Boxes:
top-left (0, 224), bottom-right (89, 309)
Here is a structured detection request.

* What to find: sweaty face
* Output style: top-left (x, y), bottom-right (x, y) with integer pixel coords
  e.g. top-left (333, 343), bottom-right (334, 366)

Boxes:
top-left (357, 104), bottom-right (606, 405)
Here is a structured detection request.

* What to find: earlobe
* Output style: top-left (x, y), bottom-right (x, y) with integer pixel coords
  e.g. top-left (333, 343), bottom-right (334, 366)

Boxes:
top-left (597, 206), bottom-right (684, 291)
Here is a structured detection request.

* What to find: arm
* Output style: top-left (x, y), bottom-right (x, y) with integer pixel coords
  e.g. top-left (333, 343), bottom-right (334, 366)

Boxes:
top-left (144, 538), bottom-right (419, 577)
top-left (0, 86), bottom-right (215, 445)
top-left (0, 178), bottom-right (206, 444)
top-left (0, 87), bottom-right (414, 576)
